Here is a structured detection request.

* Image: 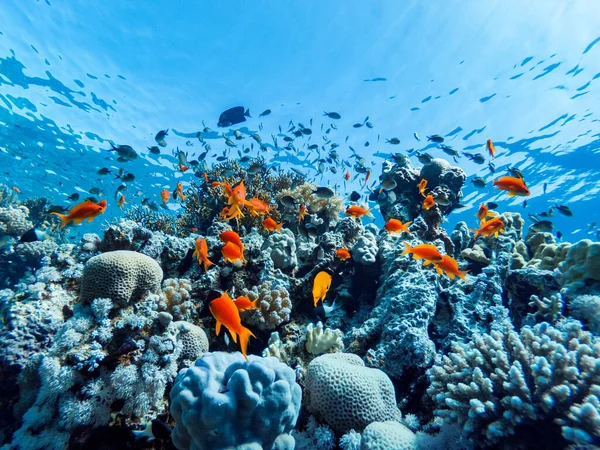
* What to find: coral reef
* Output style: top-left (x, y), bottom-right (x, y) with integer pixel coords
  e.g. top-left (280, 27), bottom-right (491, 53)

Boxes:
top-left (241, 282), bottom-right (292, 330)
top-left (305, 353), bottom-right (401, 433)
top-left (79, 250), bottom-right (163, 307)
top-left (169, 352), bottom-right (302, 450)
top-left (305, 321), bottom-right (344, 355)
top-left (361, 421), bottom-right (416, 450)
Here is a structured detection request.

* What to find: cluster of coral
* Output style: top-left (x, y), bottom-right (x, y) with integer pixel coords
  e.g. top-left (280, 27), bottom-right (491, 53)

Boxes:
top-left (0, 154), bottom-right (599, 450)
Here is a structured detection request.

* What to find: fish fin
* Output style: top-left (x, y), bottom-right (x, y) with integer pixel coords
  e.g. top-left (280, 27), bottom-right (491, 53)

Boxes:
top-left (203, 258), bottom-right (214, 272)
top-left (251, 299), bottom-right (259, 309)
top-left (446, 271), bottom-right (456, 279)
top-left (87, 217), bottom-right (94, 223)
top-left (50, 212), bottom-right (69, 229)
top-left (458, 270), bottom-right (470, 283)
top-left (275, 223), bottom-right (283, 232)
top-left (245, 109), bottom-right (251, 118)
top-left (72, 217), bottom-right (85, 225)
top-left (229, 329), bottom-right (238, 344)
top-left (507, 192), bottom-right (516, 197)
top-left (215, 320), bottom-right (222, 336)
top-left (423, 260), bottom-right (433, 267)
top-left (401, 242), bottom-right (413, 256)
top-left (238, 326), bottom-right (255, 360)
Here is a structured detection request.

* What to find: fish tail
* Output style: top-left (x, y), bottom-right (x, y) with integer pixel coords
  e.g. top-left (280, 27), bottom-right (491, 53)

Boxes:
top-left (203, 258), bottom-right (215, 272)
top-left (275, 223), bottom-right (283, 232)
top-left (403, 222), bottom-right (413, 233)
top-left (50, 212), bottom-right (69, 229)
top-left (458, 270), bottom-right (470, 283)
top-left (250, 299), bottom-right (259, 309)
top-left (245, 108), bottom-right (251, 118)
top-left (401, 242), bottom-right (413, 255)
top-left (238, 326), bottom-right (256, 360)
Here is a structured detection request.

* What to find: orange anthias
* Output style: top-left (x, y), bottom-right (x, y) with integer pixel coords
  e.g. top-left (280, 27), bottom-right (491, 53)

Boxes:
top-left (312, 271), bottom-right (332, 307)
top-left (335, 248), bottom-right (351, 260)
top-left (474, 217), bottom-right (505, 238)
top-left (401, 242), bottom-right (443, 263)
top-left (179, 164), bottom-right (190, 172)
top-left (418, 179), bottom-right (428, 197)
top-left (221, 180), bottom-right (252, 221)
top-left (219, 230), bottom-right (246, 263)
top-left (221, 241), bottom-right (244, 264)
top-left (263, 217), bottom-right (283, 232)
top-left (425, 255), bottom-right (469, 282)
top-left (475, 203), bottom-right (497, 225)
top-left (493, 176), bottom-right (530, 197)
top-left (161, 189), bottom-right (170, 204)
top-left (209, 292), bottom-right (256, 360)
top-left (422, 195), bottom-right (435, 210)
top-left (297, 204), bottom-right (308, 224)
top-left (345, 205), bottom-right (373, 219)
top-left (193, 238), bottom-right (214, 272)
top-left (247, 197), bottom-right (272, 216)
top-left (384, 218), bottom-right (412, 235)
top-left (233, 295), bottom-right (258, 312)
top-left (486, 139), bottom-right (495, 158)
top-left (117, 194), bottom-right (126, 210)
top-left (174, 182), bottom-right (186, 201)
top-left (50, 199), bottom-right (107, 229)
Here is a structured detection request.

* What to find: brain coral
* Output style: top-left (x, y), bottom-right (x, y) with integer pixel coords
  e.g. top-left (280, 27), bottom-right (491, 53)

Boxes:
top-left (79, 250), bottom-right (163, 307)
top-left (361, 421), bottom-right (416, 450)
top-left (170, 352), bottom-right (302, 450)
top-left (305, 353), bottom-right (401, 433)
top-left (173, 321), bottom-right (209, 361)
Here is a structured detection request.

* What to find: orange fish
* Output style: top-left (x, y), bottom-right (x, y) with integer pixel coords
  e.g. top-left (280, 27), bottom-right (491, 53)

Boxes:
top-left (475, 203), bottom-right (498, 225)
top-left (161, 189), bottom-right (170, 204)
top-left (173, 182), bottom-right (186, 201)
top-left (233, 295), bottom-right (259, 312)
top-left (312, 271), bottom-right (332, 307)
top-left (335, 248), bottom-right (351, 260)
top-left (221, 241), bottom-right (244, 264)
top-left (473, 217), bottom-right (505, 238)
top-left (192, 238), bottom-right (214, 272)
top-left (384, 218), bottom-right (412, 234)
top-left (417, 179), bottom-right (427, 197)
top-left (401, 242), bottom-right (443, 263)
top-left (50, 199), bottom-right (107, 229)
top-left (425, 255), bottom-right (469, 282)
top-left (486, 139), bottom-right (495, 158)
top-left (247, 197), bottom-right (272, 216)
top-left (345, 205), bottom-right (373, 219)
top-left (297, 204), bottom-right (308, 224)
top-left (263, 217), bottom-right (283, 232)
top-left (493, 176), bottom-right (530, 197)
top-left (422, 195), bottom-right (435, 210)
top-left (344, 171), bottom-right (351, 181)
top-left (209, 291), bottom-right (256, 360)
top-left (203, 172), bottom-right (209, 183)
top-left (12, 186), bottom-right (21, 194)
top-left (117, 194), bottom-right (126, 210)
top-left (364, 170), bottom-right (371, 185)
top-left (179, 164), bottom-right (190, 172)
top-left (219, 230), bottom-right (246, 263)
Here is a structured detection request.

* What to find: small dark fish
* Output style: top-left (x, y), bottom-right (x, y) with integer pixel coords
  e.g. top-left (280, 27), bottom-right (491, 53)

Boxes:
top-left (89, 187), bottom-right (103, 195)
top-left (349, 191), bottom-right (361, 202)
top-left (427, 135), bottom-right (444, 143)
top-left (148, 146), bottom-right (160, 155)
top-left (539, 210), bottom-right (554, 218)
top-left (67, 193), bottom-right (80, 201)
top-left (97, 167), bottom-right (111, 175)
top-left (365, 122), bottom-right (373, 129)
top-left (109, 143), bottom-right (138, 161)
top-left (20, 228), bottom-right (47, 243)
top-left (283, 136), bottom-right (294, 142)
top-left (508, 167), bottom-right (524, 179)
top-left (416, 152), bottom-right (433, 164)
top-left (353, 123), bottom-right (363, 128)
top-left (115, 183), bottom-right (127, 194)
top-left (463, 152), bottom-right (486, 164)
top-left (302, 128), bottom-right (312, 135)
top-left (471, 177), bottom-right (486, 188)
top-left (47, 205), bottom-right (68, 214)
top-left (413, 132), bottom-right (420, 141)
top-left (440, 145), bottom-right (460, 157)
top-left (380, 178), bottom-right (397, 191)
top-left (218, 106), bottom-right (250, 127)
top-left (247, 162), bottom-right (264, 174)
top-left (386, 138), bottom-right (400, 145)
top-left (556, 231), bottom-right (563, 240)
top-left (312, 187), bottom-right (335, 199)
top-left (522, 200), bottom-right (527, 208)
top-left (324, 112), bottom-right (341, 119)
top-left (364, 141), bottom-right (370, 147)
top-left (155, 129), bottom-right (168, 147)
top-left (543, 183), bottom-right (548, 195)
top-left (487, 202), bottom-right (499, 210)
top-left (259, 109), bottom-right (271, 117)
top-left (279, 195), bottom-right (297, 208)
top-left (216, 156), bottom-right (228, 162)
top-left (488, 162), bottom-right (496, 173)
top-left (308, 144), bottom-right (319, 150)
top-left (554, 204), bottom-right (573, 217)
top-left (368, 191), bottom-right (379, 201)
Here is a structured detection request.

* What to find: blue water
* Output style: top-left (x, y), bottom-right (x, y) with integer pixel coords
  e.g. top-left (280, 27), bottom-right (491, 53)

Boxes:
top-left (1, 1), bottom-right (600, 239)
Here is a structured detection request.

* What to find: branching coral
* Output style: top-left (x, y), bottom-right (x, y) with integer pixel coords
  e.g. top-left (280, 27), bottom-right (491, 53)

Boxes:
top-left (277, 182), bottom-right (344, 223)
top-left (427, 319), bottom-right (600, 448)
top-left (124, 205), bottom-right (178, 235)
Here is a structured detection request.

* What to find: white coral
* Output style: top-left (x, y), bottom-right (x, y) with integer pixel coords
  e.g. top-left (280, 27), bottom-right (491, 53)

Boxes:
top-left (305, 321), bottom-right (344, 355)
